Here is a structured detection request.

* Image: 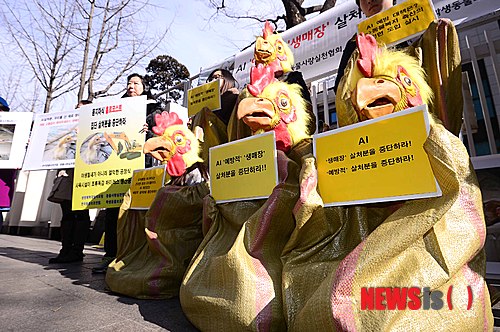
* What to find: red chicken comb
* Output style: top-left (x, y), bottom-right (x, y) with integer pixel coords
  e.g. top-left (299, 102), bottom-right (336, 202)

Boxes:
top-left (152, 111), bottom-right (183, 135)
top-left (356, 33), bottom-right (379, 78)
top-left (247, 63), bottom-right (276, 97)
top-left (263, 21), bottom-right (274, 39)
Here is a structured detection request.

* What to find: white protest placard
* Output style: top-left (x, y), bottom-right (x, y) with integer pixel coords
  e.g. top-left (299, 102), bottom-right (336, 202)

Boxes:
top-left (0, 112), bottom-right (33, 169)
top-left (72, 96), bottom-right (146, 210)
top-left (24, 110), bottom-right (79, 170)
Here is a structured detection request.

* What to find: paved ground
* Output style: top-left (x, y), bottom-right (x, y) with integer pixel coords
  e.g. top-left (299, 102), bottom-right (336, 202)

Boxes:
top-left (0, 234), bottom-right (197, 332)
top-left (1, 233), bottom-right (499, 331)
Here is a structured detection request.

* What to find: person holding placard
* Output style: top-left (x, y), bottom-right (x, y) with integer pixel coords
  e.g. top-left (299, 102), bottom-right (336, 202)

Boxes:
top-left (92, 73), bottom-right (158, 274)
top-left (48, 100), bottom-right (92, 264)
top-left (334, 0), bottom-right (397, 94)
top-left (190, 68), bottom-right (240, 167)
top-left (206, 69), bottom-right (239, 126)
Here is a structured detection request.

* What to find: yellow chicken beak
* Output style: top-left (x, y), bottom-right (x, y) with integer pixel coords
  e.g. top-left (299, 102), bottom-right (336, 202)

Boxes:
top-left (237, 97), bottom-right (278, 132)
top-left (143, 136), bottom-right (174, 163)
top-left (351, 77), bottom-right (402, 121)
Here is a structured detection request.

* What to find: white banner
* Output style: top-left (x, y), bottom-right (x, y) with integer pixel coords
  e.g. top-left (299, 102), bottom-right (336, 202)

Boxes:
top-left (23, 110), bottom-right (79, 170)
top-left (232, 0), bottom-right (499, 86)
top-left (0, 112), bottom-right (32, 169)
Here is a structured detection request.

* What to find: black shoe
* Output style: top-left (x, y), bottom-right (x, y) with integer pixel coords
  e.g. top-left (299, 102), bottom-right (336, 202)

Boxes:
top-left (91, 257), bottom-right (114, 274)
top-left (49, 255), bottom-right (63, 264)
top-left (48, 253), bottom-right (83, 264)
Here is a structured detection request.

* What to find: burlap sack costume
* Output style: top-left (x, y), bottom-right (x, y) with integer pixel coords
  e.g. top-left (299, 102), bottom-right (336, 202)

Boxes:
top-left (180, 140), bottom-right (311, 331)
top-left (282, 120), bottom-right (493, 330)
top-left (281, 21), bottom-right (492, 331)
top-left (106, 182), bottom-right (209, 299)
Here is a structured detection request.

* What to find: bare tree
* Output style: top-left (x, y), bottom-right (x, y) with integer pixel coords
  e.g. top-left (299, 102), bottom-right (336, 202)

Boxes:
top-left (1, 0), bottom-right (81, 113)
top-left (73, 0), bottom-right (169, 101)
top-left (207, 0), bottom-right (337, 30)
top-left (1, 0), bottom-right (169, 112)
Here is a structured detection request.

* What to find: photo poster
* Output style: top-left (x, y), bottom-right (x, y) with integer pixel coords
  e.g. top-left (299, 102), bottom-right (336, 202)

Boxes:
top-left (0, 112), bottom-right (33, 169)
top-left (357, 0), bottom-right (437, 47)
top-left (23, 110), bottom-right (79, 170)
top-left (187, 80), bottom-right (221, 117)
top-left (314, 105), bottom-right (441, 207)
top-left (129, 165), bottom-right (167, 210)
top-left (209, 131), bottom-right (278, 203)
top-left (72, 96), bottom-right (147, 210)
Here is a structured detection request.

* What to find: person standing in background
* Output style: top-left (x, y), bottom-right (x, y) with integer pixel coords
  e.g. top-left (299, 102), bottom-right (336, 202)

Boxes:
top-left (333, 0), bottom-right (397, 94)
top-left (206, 68), bottom-right (239, 126)
top-left (92, 73), bottom-right (157, 273)
top-left (48, 100), bottom-right (92, 263)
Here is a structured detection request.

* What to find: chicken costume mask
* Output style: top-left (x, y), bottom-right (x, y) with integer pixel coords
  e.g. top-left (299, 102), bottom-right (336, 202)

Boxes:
top-left (105, 111), bottom-right (209, 299)
top-left (253, 21), bottom-right (294, 77)
top-left (349, 33), bottom-right (432, 120)
top-left (180, 23), bottom-right (315, 331)
top-left (237, 59), bottom-right (311, 153)
top-left (280, 34), bottom-right (493, 330)
top-left (143, 111), bottom-right (202, 178)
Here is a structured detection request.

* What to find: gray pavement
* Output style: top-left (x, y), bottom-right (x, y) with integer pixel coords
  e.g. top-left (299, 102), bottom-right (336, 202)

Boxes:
top-left (1, 233), bottom-right (499, 331)
top-left (0, 234), bottom-right (197, 332)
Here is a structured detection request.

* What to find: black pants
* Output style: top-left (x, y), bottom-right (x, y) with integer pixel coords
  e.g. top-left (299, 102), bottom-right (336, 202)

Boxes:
top-left (59, 200), bottom-right (91, 257)
top-left (104, 207), bottom-right (119, 258)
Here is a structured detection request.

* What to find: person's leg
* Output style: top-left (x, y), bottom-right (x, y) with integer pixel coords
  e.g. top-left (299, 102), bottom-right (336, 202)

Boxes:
top-left (92, 207), bottom-right (118, 273)
top-left (103, 207), bottom-right (118, 258)
top-left (70, 208), bottom-right (91, 258)
top-left (49, 200), bottom-right (73, 263)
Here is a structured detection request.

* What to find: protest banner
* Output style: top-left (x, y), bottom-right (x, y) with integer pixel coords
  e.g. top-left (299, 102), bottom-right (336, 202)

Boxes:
top-left (210, 131), bottom-right (278, 203)
top-left (72, 96), bottom-right (146, 210)
top-left (231, 0), bottom-right (498, 86)
top-left (24, 110), bottom-right (79, 170)
top-left (314, 105), bottom-right (441, 206)
top-left (130, 165), bottom-right (168, 210)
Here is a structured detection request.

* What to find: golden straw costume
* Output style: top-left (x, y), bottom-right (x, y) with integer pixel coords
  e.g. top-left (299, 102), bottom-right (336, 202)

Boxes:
top-left (180, 25), bottom-right (314, 328)
top-left (282, 27), bottom-right (493, 330)
top-left (106, 112), bottom-right (209, 299)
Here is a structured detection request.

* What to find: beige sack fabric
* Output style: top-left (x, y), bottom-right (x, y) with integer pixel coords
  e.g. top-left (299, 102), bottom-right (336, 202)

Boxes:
top-left (180, 141), bottom-right (311, 331)
top-left (106, 182), bottom-right (209, 299)
top-left (282, 121), bottom-right (493, 331)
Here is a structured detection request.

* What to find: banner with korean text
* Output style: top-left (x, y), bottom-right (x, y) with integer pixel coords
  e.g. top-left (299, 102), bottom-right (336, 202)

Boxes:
top-left (209, 131), bottom-right (278, 203)
top-left (0, 112), bottom-right (32, 169)
top-left (130, 165), bottom-right (168, 210)
top-left (72, 96), bottom-right (146, 210)
top-left (314, 105), bottom-right (441, 206)
top-left (24, 110), bottom-right (79, 170)
top-left (231, 0), bottom-right (498, 86)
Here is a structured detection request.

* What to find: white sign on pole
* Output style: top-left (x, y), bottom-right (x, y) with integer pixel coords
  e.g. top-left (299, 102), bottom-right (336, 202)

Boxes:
top-left (24, 110), bottom-right (80, 170)
top-left (0, 112), bottom-right (33, 169)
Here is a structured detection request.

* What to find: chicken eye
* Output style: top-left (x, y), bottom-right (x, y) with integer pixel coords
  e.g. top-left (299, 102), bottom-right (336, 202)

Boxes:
top-left (276, 41), bottom-right (284, 54)
top-left (174, 134), bottom-right (185, 145)
top-left (280, 97), bottom-right (289, 109)
top-left (404, 76), bottom-right (412, 86)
